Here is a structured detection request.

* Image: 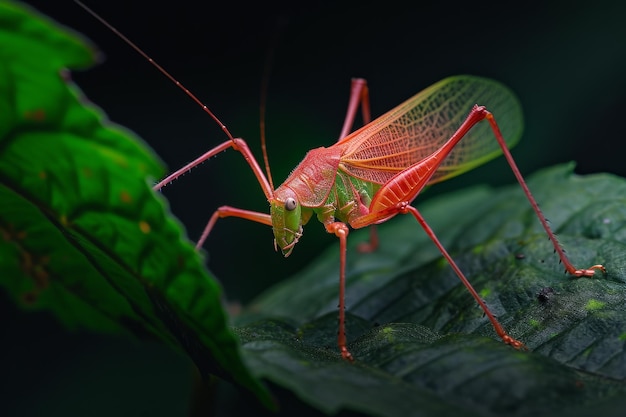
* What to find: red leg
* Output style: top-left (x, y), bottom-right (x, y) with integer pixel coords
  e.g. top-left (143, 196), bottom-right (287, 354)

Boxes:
top-left (353, 201), bottom-right (526, 348)
top-left (196, 206), bottom-right (272, 250)
top-left (153, 138), bottom-right (273, 201)
top-left (398, 203), bottom-right (525, 349)
top-left (338, 79), bottom-right (379, 252)
top-left (325, 222), bottom-right (354, 361)
top-left (154, 138), bottom-right (276, 252)
top-left (338, 78), bottom-right (370, 141)
top-left (357, 226), bottom-right (379, 253)
top-left (483, 113), bottom-right (605, 277)
top-left (318, 80), bottom-right (375, 360)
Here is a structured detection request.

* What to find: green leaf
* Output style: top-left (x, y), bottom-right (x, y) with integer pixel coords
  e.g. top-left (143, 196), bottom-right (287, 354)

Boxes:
top-left (0, 1), bottom-right (272, 409)
top-left (236, 164), bottom-right (626, 416)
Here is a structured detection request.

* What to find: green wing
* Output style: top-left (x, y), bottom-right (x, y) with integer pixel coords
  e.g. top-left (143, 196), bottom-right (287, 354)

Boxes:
top-left (339, 75), bottom-right (524, 185)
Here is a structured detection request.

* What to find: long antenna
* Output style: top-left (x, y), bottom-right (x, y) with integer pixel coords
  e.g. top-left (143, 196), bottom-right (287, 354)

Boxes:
top-left (258, 28), bottom-right (284, 192)
top-left (259, 52), bottom-right (274, 192)
top-left (74, 0), bottom-right (236, 144)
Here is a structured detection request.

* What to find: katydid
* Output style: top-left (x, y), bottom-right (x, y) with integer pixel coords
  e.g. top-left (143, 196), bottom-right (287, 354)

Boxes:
top-left (77, 1), bottom-right (605, 361)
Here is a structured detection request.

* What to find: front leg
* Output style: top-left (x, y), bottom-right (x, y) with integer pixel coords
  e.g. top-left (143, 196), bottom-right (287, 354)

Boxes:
top-left (196, 206), bottom-right (272, 249)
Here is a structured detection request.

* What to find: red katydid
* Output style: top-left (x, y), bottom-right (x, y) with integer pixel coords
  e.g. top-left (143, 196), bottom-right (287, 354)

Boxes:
top-left (77, 1), bottom-right (605, 361)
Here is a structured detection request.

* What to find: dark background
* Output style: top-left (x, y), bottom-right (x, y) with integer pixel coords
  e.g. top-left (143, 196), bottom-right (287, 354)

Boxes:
top-left (21, 0), bottom-right (626, 301)
top-left (6, 0), bottom-right (626, 415)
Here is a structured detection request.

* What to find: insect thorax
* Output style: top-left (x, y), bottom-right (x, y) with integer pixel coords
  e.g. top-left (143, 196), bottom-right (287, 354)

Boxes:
top-left (312, 171), bottom-right (380, 227)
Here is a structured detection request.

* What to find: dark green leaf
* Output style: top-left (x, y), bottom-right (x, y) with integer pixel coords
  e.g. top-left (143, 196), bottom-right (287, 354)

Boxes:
top-left (0, 1), bottom-right (272, 409)
top-left (236, 164), bottom-right (626, 416)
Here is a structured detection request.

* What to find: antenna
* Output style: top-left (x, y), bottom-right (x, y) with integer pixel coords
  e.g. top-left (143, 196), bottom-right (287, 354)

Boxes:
top-left (74, 0), bottom-right (236, 144)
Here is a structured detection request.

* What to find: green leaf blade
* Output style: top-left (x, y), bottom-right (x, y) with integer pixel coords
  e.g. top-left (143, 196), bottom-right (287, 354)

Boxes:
top-left (238, 164), bottom-right (626, 415)
top-left (0, 2), bottom-right (272, 409)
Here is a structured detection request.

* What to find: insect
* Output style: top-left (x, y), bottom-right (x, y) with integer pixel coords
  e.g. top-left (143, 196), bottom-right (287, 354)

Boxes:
top-left (76, 1), bottom-right (605, 360)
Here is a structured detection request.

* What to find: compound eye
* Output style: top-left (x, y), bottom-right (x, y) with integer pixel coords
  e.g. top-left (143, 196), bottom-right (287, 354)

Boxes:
top-left (284, 197), bottom-right (297, 211)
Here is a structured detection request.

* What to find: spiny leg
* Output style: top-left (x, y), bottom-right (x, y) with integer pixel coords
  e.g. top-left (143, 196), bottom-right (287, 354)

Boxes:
top-left (397, 202), bottom-right (526, 349)
top-left (483, 112), bottom-right (605, 277)
top-left (153, 138), bottom-right (273, 201)
top-left (153, 136), bottom-right (276, 251)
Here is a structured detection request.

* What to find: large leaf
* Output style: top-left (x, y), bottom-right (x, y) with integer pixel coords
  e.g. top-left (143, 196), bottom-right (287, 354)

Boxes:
top-left (234, 164), bottom-right (626, 416)
top-left (0, 0), bottom-right (272, 408)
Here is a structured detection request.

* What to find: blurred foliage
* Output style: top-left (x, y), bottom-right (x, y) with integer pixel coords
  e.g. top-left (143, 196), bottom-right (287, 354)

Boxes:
top-left (0, 0), bottom-right (272, 410)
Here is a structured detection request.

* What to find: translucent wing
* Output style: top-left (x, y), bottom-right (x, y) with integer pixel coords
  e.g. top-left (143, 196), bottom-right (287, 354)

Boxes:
top-left (338, 75), bottom-right (524, 185)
